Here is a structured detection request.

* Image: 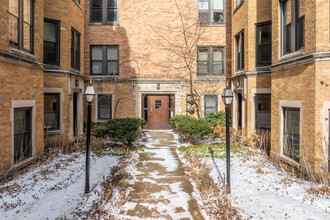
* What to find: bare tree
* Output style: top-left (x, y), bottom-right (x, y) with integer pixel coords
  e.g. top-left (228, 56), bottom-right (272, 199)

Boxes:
top-left (151, 0), bottom-right (207, 118)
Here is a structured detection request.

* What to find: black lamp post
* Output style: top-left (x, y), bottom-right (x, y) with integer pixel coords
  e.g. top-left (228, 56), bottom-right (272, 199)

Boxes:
top-left (84, 84), bottom-right (95, 194)
top-left (222, 86), bottom-right (233, 193)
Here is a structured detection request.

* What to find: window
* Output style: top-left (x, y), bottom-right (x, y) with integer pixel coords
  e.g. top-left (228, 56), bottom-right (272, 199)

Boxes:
top-left (71, 29), bottom-right (80, 71)
top-left (198, 46), bottom-right (224, 75)
top-left (255, 94), bottom-right (271, 132)
top-left (155, 100), bottom-right (161, 109)
top-left (235, 31), bottom-right (244, 71)
top-left (74, 0), bottom-right (80, 4)
top-left (98, 94), bottom-right (112, 120)
top-left (44, 93), bottom-right (60, 131)
top-left (281, 0), bottom-right (305, 55)
top-left (14, 108), bottom-right (32, 163)
top-left (198, 0), bottom-right (224, 25)
top-left (8, 0), bottom-right (34, 53)
top-left (204, 95), bottom-right (218, 116)
top-left (235, 0), bottom-right (244, 7)
top-left (91, 45), bottom-right (119, 75)
top-left (256, 23), bottom-right (271, 66)
top-left (90, 0), bottom-right (118, 23)
top-left (44, 20), bottom-right (60, 66)
top-left (283, 108), bottom-right (300, 163)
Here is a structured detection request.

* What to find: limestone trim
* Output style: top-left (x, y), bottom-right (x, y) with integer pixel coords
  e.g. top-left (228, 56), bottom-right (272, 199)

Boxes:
top-left (250, 88), bottom-right (271, 134)
top-left (231, 78), bottom-right (246, 130)
top-left (95, 91), bottom-right (115, 122)
top-left (271, 51), bottom-right (330, 71)
top-left (320, 101), bottom-right (330, 169)
top-left (11, 100), bottom-right (36, 166)
top-left (0, 51), bottom-right (43, 69)
top-left (279, 100), bottom-right (303, 166)
top-left (44, 88), bottom-right (64, 135)
top-left (136, 82), bottom-right (185, 118)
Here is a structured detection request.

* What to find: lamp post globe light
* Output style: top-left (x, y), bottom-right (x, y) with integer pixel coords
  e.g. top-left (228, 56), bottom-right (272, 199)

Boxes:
top-left (84, 84), bottom-right (95, 194)
top-left (222, 86), bottom-right (233, 193)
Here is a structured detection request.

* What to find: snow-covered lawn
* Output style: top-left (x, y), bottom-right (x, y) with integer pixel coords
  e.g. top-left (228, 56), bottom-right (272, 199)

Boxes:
top-left (209, 154), bottom-right (330, 219)
top-left (174, 135), bottom-right (330, 220)
top-left (0, 149), bottom-right (138, 219)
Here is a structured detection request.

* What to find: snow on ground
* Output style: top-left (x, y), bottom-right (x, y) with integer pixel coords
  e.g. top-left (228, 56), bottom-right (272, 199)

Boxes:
top-left (209, 153), bottom-right (330, 219)
top-left (173, 134), bottom-right (330, 219)
top-left (0, 152), bottom-right (120, 219)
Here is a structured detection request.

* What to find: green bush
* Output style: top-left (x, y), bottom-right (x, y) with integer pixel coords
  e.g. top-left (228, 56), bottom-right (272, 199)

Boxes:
top-left (93, 117), bottom-right (146, 145)
top-left (205, 111), bottom-right (226, 128)
top-left (170, 115), bottom-right (212, 143)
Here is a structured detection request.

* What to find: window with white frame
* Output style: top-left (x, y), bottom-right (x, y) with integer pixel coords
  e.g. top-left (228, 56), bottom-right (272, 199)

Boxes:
top-left (198, 0), bottom-right (224, 25)
top-left (204, 95), bottom-right (218, 116)
top-left (90, 0), bottom-right (118, 23)
top-left (98, 94), bottom-right (112, 120)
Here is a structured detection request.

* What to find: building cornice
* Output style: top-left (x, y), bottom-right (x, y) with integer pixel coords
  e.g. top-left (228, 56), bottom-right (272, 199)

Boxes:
top-left (271, 51), bottom-right (330, 71)
top-left (0, 50), bottom-right (43, 69)
top-left (44, 69), bottom-right (83, 78)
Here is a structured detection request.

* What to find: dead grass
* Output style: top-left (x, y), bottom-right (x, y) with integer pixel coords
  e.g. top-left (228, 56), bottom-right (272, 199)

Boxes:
top-left (181, 152), bottom-right (242, 219)
top-left (72, 150), bottom-right (136, 219)
top-left (307, 186), bottom-right (330, 197)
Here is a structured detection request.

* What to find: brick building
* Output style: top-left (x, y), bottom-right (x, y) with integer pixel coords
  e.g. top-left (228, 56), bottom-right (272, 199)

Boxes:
top-left (230, 0), bottom-right (330, 175)
top-left (0, 0), bottom-right (329, 175)
top-left (0, 0), bottom-right (85, 174)
top-left (84, 0), bottom-right (228, 129)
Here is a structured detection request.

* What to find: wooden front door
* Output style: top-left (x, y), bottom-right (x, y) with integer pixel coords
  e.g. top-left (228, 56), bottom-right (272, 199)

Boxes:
top-left (148, 95), bottom-right (170, 129)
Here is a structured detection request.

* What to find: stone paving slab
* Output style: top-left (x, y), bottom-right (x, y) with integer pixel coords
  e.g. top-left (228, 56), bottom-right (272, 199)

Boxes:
top-left (119, 131), bottom-right (204, 220)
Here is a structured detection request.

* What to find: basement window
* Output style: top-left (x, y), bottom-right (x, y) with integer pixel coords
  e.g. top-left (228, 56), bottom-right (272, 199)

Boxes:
top-left (98, 94), bottom-right (112, 120)
top-left (204, 95), bottom-right (218, 116)
top-left (283, 107), bottom-right (300, 163)
top-left (44, 93), bottom-right (60, 131)
top-left (255, 94), bottom-right (271, 132)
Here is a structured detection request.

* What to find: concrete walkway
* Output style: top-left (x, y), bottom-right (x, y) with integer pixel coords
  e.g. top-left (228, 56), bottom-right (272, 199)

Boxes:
top-left (119, 131), bottom-right (204, 220)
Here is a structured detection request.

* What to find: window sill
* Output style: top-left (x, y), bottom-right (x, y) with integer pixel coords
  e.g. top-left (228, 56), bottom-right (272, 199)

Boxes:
top-left (234, 70), bottom-right (245, 75)
top-left (70, 68), bottom-right (81, 74)
top-left (9, 47), bottom-right (36, 61)
top-left (199, 23), bottom-right (226, 27)
top-left (44, 130), bottom-right (61, 135)
top-left (233, 0), bottom-right (245, 13)
top-left (279, 49), bottom-right (305, 63)
top-left (277, 154), bottom-right (301, 169)
top-left (88, 22), bottom-right (119, 26)
top-left (44, 64), bottom-right (60, 70)
top-left (197, 75), bottom-right (226, 81)
top-left (97, 119), bottom-right (111, 123)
